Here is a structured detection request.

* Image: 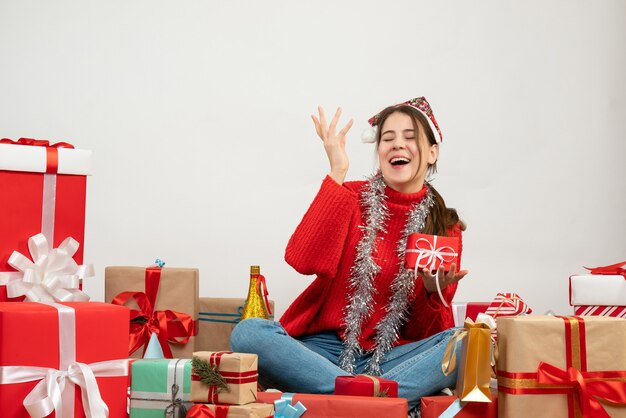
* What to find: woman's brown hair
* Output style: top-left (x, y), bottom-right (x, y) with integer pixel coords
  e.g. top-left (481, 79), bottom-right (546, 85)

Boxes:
top-left (375, 105), bottom-right (466, 236)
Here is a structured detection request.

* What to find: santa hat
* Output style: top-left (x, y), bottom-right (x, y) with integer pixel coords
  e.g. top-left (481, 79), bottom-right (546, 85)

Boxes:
top-left (362, 96), bottom-right (443, 144)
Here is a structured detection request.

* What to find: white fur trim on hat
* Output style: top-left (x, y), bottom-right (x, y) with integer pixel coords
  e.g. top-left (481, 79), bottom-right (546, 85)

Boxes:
top-left (361, 125), bottom-right (377, 143)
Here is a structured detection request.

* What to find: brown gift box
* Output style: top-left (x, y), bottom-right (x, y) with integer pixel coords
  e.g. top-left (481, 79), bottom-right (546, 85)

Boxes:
top-left (191, 351), bottom-right (258, 405)
top-left (197, 298), bottom-right (275, 352)
top-left (104, 266), bottom-right (199, 358)
top-left (187, 403), bottom-right (274, 418)
top-left (496, 315), bottom-right (626, 418)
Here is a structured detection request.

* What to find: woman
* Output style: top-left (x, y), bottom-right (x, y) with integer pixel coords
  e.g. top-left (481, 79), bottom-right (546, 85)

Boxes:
top-left (231, 97), bottom-right (468, 410)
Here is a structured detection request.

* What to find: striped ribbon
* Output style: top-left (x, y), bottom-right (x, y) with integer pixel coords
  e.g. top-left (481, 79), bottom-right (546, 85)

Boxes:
top-left (574, 305), bottom-right (626, 318)
top-left (198, 306), bottom-right (274, 325)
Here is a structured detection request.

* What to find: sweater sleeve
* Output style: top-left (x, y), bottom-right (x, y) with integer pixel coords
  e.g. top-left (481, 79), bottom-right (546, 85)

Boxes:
top-left (401, 224), bottom-right (464, 340)
top-left (285, 176), bottom-right (360, 278)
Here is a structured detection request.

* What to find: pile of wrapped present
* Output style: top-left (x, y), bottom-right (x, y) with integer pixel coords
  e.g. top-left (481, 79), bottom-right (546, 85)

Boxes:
top-left (1, 138), bottom-right (625, 417)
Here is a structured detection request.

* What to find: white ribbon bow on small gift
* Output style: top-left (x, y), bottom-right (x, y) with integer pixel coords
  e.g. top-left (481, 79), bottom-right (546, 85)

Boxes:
top-left (0, 233), bottom-right (93, 302)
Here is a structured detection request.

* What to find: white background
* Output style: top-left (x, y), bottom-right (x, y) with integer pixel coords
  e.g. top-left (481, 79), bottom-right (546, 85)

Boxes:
top-left (1, 1), bottom-right (625, 318)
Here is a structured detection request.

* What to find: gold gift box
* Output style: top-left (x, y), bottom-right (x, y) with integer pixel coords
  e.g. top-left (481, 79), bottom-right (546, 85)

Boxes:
top-left (191, 351), bottom-right (258, 405)
top-left (105, 266), bottom-right (199, 358)
top-left (496, 315), bottom-right (626, 417)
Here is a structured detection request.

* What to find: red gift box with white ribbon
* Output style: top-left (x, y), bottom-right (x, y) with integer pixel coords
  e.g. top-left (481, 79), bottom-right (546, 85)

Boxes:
top-left (0, 138), bottom-right (92, 302)
top-left (0, 302), bottom-right (129, 417)
top-left (405, 233), bottom-right (460, 272)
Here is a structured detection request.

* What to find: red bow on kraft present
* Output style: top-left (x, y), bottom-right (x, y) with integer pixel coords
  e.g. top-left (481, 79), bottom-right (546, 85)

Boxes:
top-left (186, 404), bottom-right (230, 418)
top-left (1, 137), bottom-right (74, 174)
top-left (112, 267), bottom-right (196, 358)
top-left (484, 293), bottom-right (532, 318)
top-left (584, 261), bottom-right (626, 279)
top-left (405, 233), bottom-right (459, 272)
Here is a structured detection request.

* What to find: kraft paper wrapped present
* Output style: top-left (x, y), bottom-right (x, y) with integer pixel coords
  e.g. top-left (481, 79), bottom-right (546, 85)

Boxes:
top-left (0, 302), bottom-right (130, 417)
top-left (130, 358), bottom-right (192, 418)
top-left (574, 305), bottom-right (626, 318)
top-left (105, 266), bottom-right (198, 359)
top-left (197, 298), bottom-right (275, 352)
top-left (496, 315), bottom-right (626, 417)
top-left (256, 391), bottom-right (408, 418)
top-left (191, 351), bottom-right (258, 405)
top-left (0, 138), bottom-right (92, 302)
top-left (186, 403), bottom-right (274, 418)
top-left (405, 233), bottom-right (460, 272)
top-left (334, 375), bottom-right (398, 397)
top-left (421, 389), bottom-right (498, 418)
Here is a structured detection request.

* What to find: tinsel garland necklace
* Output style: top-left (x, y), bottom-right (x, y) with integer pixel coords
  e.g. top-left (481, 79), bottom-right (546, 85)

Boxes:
top-left (338, 171), bottom-right (434, 376)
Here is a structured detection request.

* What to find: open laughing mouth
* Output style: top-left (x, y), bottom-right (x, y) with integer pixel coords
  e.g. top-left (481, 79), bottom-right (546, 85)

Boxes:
top-left (390, 157), bottom-right (410, 167)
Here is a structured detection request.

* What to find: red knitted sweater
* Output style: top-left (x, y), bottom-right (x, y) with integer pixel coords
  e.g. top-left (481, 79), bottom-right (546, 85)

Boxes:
top-left (280, 176), bottom-right (463, 350)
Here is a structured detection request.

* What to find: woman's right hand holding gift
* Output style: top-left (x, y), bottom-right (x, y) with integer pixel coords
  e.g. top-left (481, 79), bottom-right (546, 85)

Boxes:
top-left (311, 106), bottom-right (353, 185)
top-left (420, 263), bottom-right (469, 295)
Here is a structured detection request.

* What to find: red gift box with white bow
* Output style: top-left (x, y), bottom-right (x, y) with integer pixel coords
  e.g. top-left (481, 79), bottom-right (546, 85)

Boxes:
top-left (0, 302), bottom-right (130, 417)
top-left (0, 138), bottom-right (92, 302)
top-left (405, 233), bottom-right (460, 272)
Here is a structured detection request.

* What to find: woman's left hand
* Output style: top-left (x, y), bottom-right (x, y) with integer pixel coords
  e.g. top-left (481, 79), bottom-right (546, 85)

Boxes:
top-left (420, 263), bottom-right (468, 294)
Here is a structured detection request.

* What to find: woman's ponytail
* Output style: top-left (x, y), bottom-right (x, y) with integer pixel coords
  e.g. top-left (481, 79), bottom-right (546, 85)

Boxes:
top-left (424, 184), bottom-right (465, 236)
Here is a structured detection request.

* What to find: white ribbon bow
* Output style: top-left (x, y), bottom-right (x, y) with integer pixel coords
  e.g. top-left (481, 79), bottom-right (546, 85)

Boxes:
top-left (0, 233), bottom-right (93, 302)
top-left (0, 359), bottom-right (129, 418)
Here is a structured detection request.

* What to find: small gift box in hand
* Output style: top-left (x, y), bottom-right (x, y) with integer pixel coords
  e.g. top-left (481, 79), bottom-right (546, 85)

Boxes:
top-left (405, 233), bottom-right (460, 273)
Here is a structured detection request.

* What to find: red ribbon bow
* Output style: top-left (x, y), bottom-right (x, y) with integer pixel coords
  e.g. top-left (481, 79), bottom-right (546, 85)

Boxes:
top-left (111, 267), bottom-right (196, 358)
top-left (584, 261), bottom-right (626, 279)
top-left (0, 137), bottom-right (74, 149)
top-left (255, 274), bottom-right (272, 315)
top-left (537, 362), bottom-right (626, 418)
top-left (186, 404), bottom-right (230, 418)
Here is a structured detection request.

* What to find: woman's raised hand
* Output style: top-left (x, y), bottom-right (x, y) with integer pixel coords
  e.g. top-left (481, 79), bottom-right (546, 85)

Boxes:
top-left (311, 106), bottom-right (353, 185)
top-left (420, 263), bottom-right (469, 298)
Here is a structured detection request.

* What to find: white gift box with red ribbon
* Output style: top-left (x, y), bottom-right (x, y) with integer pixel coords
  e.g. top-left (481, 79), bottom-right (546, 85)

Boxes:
top-left (569, 275), bottom-right (626, 306)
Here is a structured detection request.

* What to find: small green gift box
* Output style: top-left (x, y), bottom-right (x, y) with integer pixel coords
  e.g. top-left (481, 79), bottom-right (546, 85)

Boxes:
top-left (130, 358), bottom-right (192, 418)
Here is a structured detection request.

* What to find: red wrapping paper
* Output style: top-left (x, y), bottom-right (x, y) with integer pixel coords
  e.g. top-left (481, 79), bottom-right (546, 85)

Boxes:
top-left (405, 233), bottom-right (460, 272)
top-left (465, 302), bottom-right (490, 322)
top-left (0, 142), bottom-right (88, 302)
top-left (334, 375), bottom-right (398, 397)
top-left (256, 391), bottom-right (408, 418)
top-left (421, 390), bottom-right (498, 418)
top-left (0, 302), bottom-right (130, 417)
top-left (574, 305), bottom-right (626, 318)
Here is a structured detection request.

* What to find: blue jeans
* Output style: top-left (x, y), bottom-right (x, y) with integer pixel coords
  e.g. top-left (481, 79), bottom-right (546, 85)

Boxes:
top-left (230, 318), bottom-right (459, 410)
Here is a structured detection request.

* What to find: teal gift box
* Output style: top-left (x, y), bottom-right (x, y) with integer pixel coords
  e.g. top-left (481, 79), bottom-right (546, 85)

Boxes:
top-left (130, 358), bottom-right (192, 418)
